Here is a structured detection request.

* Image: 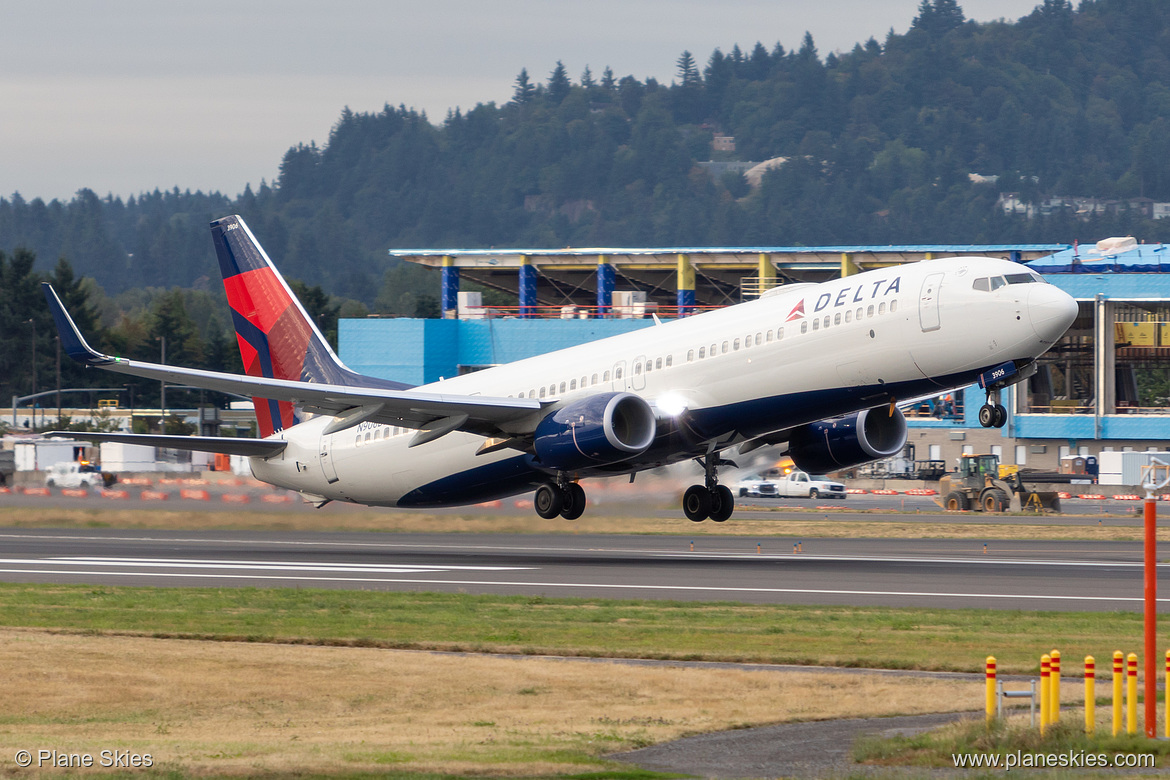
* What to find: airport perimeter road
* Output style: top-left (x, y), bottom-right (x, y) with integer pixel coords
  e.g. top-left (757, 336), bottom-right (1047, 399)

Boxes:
top-left (0, 528), bottom-right (1157, 611)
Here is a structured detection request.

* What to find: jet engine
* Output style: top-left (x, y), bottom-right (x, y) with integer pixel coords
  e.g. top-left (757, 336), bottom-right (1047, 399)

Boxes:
top-left (788, 406), bottom-right (907, 474)
top-left (533, 392), bottom-right (657, 470)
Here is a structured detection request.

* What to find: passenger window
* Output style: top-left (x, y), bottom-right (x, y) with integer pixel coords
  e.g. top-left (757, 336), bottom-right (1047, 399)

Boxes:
top-left (698, 347), bottom-right (706, 359)
top-left (591, 373), bottom-right (598, 385)
top-left (616, 367), bottom-right (623, 379)
top-left (733, 338), bottom-right (740, 351)
top-left (540, 387), bottom-right (546, 398)
top-left (867, 305), bottom-right (875, 317)
top-left (756, 333), bottom-right (762, 346)
top-left (687, 349), bottom-right (694, 362)
top-left (856, 307), bottom-right (863, 320)
top-left (845, 310), bottom-right (852, 323)
top-left (823, 316), bottom-right (830, 328)
top-left (645, 360), bottom-right (652, 373)
top-left (559, 382), bottom-right (566, 393)
top-left (364, 432), bottom-right (371, 443)
top-left (834, 313), bottom-right (841, 325)
top-left (529, 390), bottom-right (536, 398)
top-left (973, 277), bottom-right (990, 292)
top-left (665, 355), bottom-right (672, 367)
top-left (711, 343), bottom-right (717, 356)
top-left (777, 327), bottom-right (784, 340)
top-left (634, 363), bottom-right (642, 375)
top-left (656, 357), bottom-right (662, 369)
top-left (879, 302), bottom-right (886, 314)
top-left (604, 371), bottom-right (610, 381)
top-left (765, 331), bottom-right (773, 343)
top-left (800, 322), bottom-right (808, 334)
top-left (890, 300), bottom-right (898, 313)
top-left (812, 319), bottom-right (820, 331)
top-left (549, 384), bottom-right (556, 395)
top-left (722, 341), bottom-right (729, 354)
top-left (570, 379), bottom-right (577, 390)
top-left (355, 435), bottom-right (361, 446)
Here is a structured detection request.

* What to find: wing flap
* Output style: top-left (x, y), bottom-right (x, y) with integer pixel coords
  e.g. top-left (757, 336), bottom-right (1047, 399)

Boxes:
top-left (43, 282), bottom-right (545, 435)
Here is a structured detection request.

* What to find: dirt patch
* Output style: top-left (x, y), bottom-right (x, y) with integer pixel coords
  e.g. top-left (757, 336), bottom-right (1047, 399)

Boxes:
top-left (0, 628), bottom-right (983, 776)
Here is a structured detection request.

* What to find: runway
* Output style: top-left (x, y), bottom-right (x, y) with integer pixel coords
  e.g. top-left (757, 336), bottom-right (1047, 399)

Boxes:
top-left (0, 528), bottom-right (1155, 611)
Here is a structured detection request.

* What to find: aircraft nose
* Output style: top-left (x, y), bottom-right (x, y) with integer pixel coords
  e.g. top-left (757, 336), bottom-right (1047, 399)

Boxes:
top-left (1027, 284), bottom-right (1078, 343)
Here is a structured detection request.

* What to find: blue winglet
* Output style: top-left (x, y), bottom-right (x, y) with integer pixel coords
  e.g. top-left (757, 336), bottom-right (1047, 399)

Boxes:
top-left (41, 283), bottom-right (115, 366)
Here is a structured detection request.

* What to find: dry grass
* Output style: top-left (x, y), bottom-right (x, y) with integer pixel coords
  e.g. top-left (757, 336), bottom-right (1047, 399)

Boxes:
top-left (0, 504), bottom-right (1159, 541)
top-left (0, 628), bottom-right (983, 776)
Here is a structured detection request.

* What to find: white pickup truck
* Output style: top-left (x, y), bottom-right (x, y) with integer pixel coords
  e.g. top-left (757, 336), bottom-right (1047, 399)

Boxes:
top-left (736, 469), bottom-right (847, 500)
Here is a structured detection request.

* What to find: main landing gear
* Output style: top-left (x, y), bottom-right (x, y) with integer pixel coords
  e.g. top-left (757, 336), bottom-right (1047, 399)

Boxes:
top-left (683, 455), bottom-right (736, 522)
top-left (978, 388), bottom-right (1008, 429)
top-left (534, 474), bottom-right (587, 520)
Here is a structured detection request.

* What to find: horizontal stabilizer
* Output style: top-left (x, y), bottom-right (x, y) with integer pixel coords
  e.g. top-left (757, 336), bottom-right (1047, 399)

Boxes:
top-left (46, 431), bottom-right (287, 458)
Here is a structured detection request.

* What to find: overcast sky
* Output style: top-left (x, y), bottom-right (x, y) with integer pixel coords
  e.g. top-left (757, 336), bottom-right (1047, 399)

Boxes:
top-left (2, 0), bottom-right (1041, 202)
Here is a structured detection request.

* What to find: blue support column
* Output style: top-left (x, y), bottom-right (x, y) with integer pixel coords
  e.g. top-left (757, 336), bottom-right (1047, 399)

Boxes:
top-left (440, 256), bottom-right (459, 319)
top-left (596, 255), bottom-right (614, 317)
top-left (519, 255), bottom-right (537, 319)
top-left (677, 253), bottom-right (695, 316)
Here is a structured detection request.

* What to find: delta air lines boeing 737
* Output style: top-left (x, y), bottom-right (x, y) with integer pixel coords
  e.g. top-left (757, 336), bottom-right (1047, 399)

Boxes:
top-left (43, 215), bottom-right (1078, 522)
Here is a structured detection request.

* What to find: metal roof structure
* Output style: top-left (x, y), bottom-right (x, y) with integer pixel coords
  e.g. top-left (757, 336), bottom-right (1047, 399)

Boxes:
top-left (391, 244), bottom-right (1068, 308)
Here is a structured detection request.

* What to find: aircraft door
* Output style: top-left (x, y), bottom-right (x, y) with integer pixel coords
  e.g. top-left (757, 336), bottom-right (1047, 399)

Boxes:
top-left (918, 272), bottom-right (944, 332)
top-left (631, 355), bottom-right (647, 391)
top-left (610, 360), bottom-right (627, 392)
top-left (319, 433), bottom-right (339, 484)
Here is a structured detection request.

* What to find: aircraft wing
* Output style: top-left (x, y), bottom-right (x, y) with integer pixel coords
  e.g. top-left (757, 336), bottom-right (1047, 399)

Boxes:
top-left (43, 283), bottom-right (545, 440)
top-left (46, 431), bottom-right (288, 458)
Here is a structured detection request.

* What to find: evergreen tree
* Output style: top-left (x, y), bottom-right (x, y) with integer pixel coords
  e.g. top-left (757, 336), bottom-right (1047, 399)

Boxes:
top-left (511, 68), bottom-right (536, 105)
top-left (547, 61), bottom-right (571, 104)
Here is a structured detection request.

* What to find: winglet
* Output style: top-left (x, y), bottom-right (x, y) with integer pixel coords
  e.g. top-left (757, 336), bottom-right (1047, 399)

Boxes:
top-left (41, 283), bottom-right (116, 366)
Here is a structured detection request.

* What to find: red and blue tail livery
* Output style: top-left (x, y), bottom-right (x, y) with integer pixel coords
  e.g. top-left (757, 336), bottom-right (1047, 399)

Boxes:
top-left (210, 216), bottom-right (408, 435)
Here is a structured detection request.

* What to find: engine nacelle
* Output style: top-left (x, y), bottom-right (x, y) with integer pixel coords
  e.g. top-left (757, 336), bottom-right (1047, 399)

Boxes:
top-left (788, 406), bottom-right (907, 475)
top-left (533, 392), bottom-right (657, 470)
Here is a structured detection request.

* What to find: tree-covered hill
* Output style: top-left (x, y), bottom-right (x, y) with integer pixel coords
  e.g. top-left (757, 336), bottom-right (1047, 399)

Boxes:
top-left (4, 0), bottom-right (1170, 310)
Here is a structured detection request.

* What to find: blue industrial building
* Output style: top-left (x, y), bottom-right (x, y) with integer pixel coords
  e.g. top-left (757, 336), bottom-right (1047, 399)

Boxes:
top-left (340, 242), bottom-right (1170, 470)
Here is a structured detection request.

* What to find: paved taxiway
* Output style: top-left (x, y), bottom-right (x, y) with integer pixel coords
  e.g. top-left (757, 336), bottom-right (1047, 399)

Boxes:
top-left (0, 527), bottom-right (1157, 611)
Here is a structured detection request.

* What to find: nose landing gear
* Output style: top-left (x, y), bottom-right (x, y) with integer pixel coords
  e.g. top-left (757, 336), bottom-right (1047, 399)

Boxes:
top-left (978, 389), bottom-right (1007, 429)
top-left (682, 455), bottom-right (736, 522)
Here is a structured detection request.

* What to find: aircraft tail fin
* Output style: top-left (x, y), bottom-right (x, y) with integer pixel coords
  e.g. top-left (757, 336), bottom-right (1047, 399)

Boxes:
top-left (211, 215), bottom-right (351, 436)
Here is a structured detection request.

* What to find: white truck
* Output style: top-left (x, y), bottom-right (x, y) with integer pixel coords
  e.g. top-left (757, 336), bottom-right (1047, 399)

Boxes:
top-left (44, 461), bottom-right (110, 489)
top-left (736, 469), bottom-right (847, 499)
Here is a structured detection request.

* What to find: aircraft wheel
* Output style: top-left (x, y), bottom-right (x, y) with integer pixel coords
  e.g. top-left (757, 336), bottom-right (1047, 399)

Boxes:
top-left (534, 483), bottom-right (564, 519)
top-left (992, 404), bottom-right (1008, 428)
top-left (978, 404), bottom-right (996, 428)
top-left (560, 483), bottom-right (586, 520)
top-left (709, 485), bottom-right (734, 522)
top-left (683, 485), bottom-right (711, 522)
top-left (944, 491), bottom-right (969, 511)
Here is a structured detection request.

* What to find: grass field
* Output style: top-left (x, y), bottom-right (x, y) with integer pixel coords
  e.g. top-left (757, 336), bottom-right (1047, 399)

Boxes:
top-left (0, 503), bottom-right (1162, 777)
top-left (0, 504), bottom-right (1161, 542)
top-left (0, 582), bottom-right (1154, 675)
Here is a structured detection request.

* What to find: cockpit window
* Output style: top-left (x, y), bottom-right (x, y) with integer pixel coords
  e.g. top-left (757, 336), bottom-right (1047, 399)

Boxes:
top-left (1005, 273), bottom-right (1040, 285)
top-left (973, 277), bottom-right (990, 292)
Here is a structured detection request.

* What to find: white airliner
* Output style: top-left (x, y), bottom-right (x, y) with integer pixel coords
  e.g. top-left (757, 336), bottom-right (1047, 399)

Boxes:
top-left (44, 215), bottom-right (1078, 521)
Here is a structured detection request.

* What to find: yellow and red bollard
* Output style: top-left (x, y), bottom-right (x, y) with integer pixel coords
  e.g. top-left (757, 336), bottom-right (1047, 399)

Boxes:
top-left (1051, 649), bottom-right (1061, 723)
top-left (1127, 652), bottom-right (1138, 735)
top-left (1040, 654), bottom-right (1051, 734)
top-left (1113, 651), bottom-right (1124, 736)
top-left (985, 656), bottom-right (996, 723)
top-left (1085, 655), bottom-right (1095, 736)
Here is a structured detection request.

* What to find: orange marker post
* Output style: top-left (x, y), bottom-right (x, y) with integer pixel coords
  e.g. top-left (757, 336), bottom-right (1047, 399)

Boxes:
top-left (985, 656), bottom-right (996, 723)
top-left (1040, 654), bottom-right (1051, 735)
top-left (1085, 656), bottom-right (1096, 736)
top-left (1113, 651), bottom-right (1124, 736)
top-left (1051, 649), bottom-right (1061, 723)
top-left (1127, 652), bottom-right (1139, 735)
